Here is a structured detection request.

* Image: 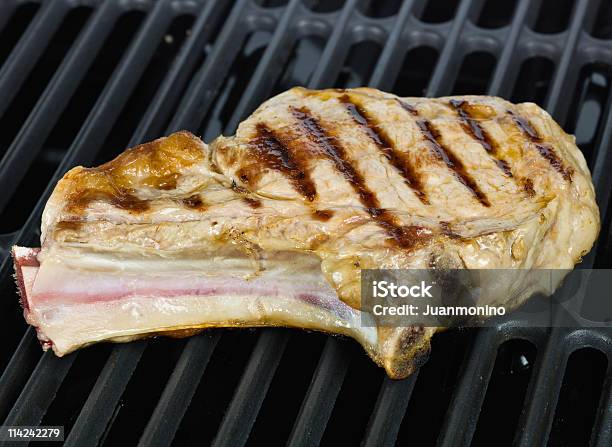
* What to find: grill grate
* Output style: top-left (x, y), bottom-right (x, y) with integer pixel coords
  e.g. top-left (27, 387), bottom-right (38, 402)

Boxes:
top-left (0, 0), bottom-right (611, 445)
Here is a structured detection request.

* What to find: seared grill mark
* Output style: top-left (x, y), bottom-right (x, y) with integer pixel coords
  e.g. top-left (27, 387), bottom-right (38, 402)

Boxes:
top-left (243, 197), bottom-right (262, 209)
top-left (56, 220), bottom-right (83, 232)
top-left (244, 123), bottom-right (317, 201)
top-left (68, 189), bottom-right (150, 213)
top-left (440, 221), bottom-right (461, 239)
top-left (415, 119), bottom-right (491, 207)
top-left (449, 99), bottom-right (513, 177)
top-left (181, 194), bottom-right (207, 211)
top-left (339, 95), bottom-right (429, 205)
top-left (313, 209), bottom-right (334, 221)
top-left (508, 110), bottom-right (573, 181)
top-left (522, 178), bottom-right (536, 197)
top-left (231, 180), bottom-right (262, 209)
top-left (397, 99), bottom-right (418, 116)
top-left (291, 106), bottom-right (427, 249)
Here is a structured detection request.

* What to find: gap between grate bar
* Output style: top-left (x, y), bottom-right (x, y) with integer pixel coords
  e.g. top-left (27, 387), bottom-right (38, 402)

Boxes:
top-left (137, 334), bottom-right (220, 447)
top-left (0, 1), bottom-right (18, 32)
top-left (0, 0), bottom-right (124, 214)
top-left (2, 351), bottom-right (76, 429)
top-left (436, 328), bottom-right (501, 447)
top-left (64, 342), bottom-right (147, 447)
top-left (211, 330), bottom-right (290, 447)
top-left (0, 0), bottom-right (70, 118)
top-left (0, 327), bottom-right (41, 422)
top-left (287, 338), bottom-right (351, 447)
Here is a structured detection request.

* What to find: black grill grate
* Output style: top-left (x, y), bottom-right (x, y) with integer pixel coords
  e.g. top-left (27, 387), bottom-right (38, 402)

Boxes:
top-left (0, 0), bottom-right (611, 445)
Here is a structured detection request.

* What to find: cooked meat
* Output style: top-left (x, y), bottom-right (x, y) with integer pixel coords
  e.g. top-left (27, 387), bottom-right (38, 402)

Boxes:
top-left (13, 87), bottom-right (599, 379)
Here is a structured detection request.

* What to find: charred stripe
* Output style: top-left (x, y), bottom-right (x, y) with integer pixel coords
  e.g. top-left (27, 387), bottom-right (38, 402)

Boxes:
top-left (339, 95), bottom-right (429, 204)
top-left (449, 99), bottom-right (513, 178)
top-left (290, 106), bottom-right (425, 249)
top-left (249, 123), bottom-right (318, 201)
top-left (508, 110), bottom-right (573, 181)
top-left (416, 119), bottom-right (491, 207)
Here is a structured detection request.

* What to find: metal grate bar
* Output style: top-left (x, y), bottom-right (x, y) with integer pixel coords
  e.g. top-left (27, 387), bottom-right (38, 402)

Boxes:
top-left (362, 373), bottom-right (419, 447)
top-left (426, 0), bottom-right (477, 97)
top-left (138, 335), bottom-right (220, 447)
top-left (487, 0), bottom-right (535, 98)
top-left (545, 0), bottom-right (595, 124)
top-left (225, 0), bottom-right (304, 133)
top-left (308, 0), bottom-right (361, 88)
top-left (212, 330), bottom-right (290, 447)
top-left (0, 0), bottom-right (70, 118)
top-left (0, 0), bottom-right (124, 214)
top-left (287, 338), bottom-right (351, 447)
top-left (516, 330), bottom-right (569, 447)
top-left (64, 342), bottom-right (148, 447)
top-left (168, 0), bottom-right (254, 133)
top-left (368, 0), bottom-right (416, 91)
top-left (437, 328), bottom-right (501, 447)
top-left (2, 352), bottom-right (76, 428)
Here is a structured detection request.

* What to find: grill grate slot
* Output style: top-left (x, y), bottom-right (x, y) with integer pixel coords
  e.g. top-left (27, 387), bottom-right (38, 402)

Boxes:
top-left (511, 56), bottom-right (555, 107)
top-left (452, 51), bottom-right (497, 95)
top-left (246, 332), bottom-right (327, 445)
top-left (400, 329), bottom-right (476, 446)
top-left (476, 0), bottom-right (517, 29)
top-left (471, 339), bottom-right (538, 446)
top-left (0, 1), bottom-right (610, 446)
top-left (172, 332), bottom-right (260, 446)
top-left (0, 2), bottom-right (40, 69)
top-left (548, 347), bottom-right (609, 446)
top-left (320, 343), bottom-right (383, 446)
top-left (533, 0), bottom-right (575, 34)
top-left (101, 339), bottom-right (187, 446)
top-left (392, 47), bottom-right (440, 97)
top-left (420, 0), bottom-right (460, 24)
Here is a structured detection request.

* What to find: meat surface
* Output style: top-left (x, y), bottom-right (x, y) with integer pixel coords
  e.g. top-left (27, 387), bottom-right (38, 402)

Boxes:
top-left (13, 87), bottom-right (599, 378)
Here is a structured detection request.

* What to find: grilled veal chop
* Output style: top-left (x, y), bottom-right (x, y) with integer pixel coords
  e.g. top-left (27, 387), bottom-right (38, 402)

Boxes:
top-left (13, 87), bottom-right (599, 378)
